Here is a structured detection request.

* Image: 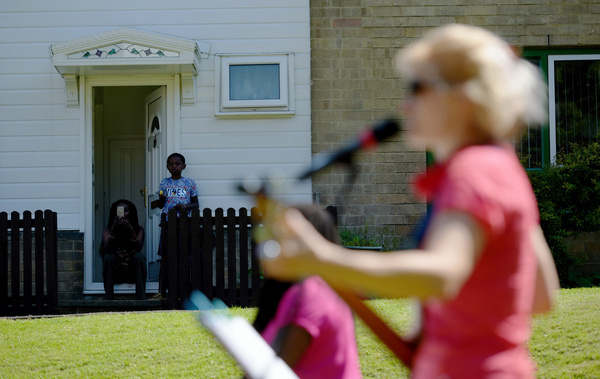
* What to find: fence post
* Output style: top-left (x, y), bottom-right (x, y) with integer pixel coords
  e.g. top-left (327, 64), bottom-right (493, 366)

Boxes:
top-left (250, 207), bottom-right (261, 304)
top-left (179, 212), bottom-right (190, 305)
top-left (34, 210), bottom-right (44, 314)
top-left (0, 212), bottom-right (7, 315)
top-left (215, 208), bottom-right (225, 301)
top-left (202, 208), bottom-right (213, 298)
top-left (10, 211), bottom-right (20, 315)
top-left (22, 211), bottom-right (33, 315)
top-left (167, 209), bottom-right (178, 310)
top-left (190, 209), bottom-right (201, 292)
top-left (44, 210), bottom-right (58, 314)
top-left (226, 208), bottom-right (236, 306)
top-left (239, 208), bottom-right (249, 307)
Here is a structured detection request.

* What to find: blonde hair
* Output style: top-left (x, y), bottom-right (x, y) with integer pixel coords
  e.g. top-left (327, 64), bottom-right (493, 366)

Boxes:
top-left (395, 24), bottom-right (547, 140)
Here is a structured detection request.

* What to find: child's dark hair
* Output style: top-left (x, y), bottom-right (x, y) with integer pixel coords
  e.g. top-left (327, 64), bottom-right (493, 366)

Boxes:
top-left (107, 199), bottom-right (141, 234)
top-left (253, 203), bottom-right (339, 333)
top-left (168, 152), bottom-right (186, 164)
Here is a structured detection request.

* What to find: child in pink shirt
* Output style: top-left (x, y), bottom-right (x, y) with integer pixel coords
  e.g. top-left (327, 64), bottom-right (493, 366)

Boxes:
top-left (253, 204), bottom-right (361, 379)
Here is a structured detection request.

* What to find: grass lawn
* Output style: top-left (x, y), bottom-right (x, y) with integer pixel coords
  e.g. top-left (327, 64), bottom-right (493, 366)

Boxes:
top-left (1, 288), bottom-right (598, 378)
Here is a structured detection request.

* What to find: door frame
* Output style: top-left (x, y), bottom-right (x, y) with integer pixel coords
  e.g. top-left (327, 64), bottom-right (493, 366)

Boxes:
top-left (83, 75), bottom-right (181, 294)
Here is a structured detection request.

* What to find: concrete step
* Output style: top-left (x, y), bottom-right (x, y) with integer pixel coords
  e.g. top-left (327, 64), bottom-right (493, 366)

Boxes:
top-left (59, 295), bottom-right (163, 314)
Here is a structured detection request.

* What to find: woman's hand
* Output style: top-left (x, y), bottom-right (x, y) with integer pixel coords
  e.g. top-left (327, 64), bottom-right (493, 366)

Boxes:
top-left (111, 217), bottom-right (138, 242)
top-left (110, 217), bottom-right (121, 234)
top-left (121, 217), bottom-right (132, 229)
top-left (113, 216), bottom-right (133, 231)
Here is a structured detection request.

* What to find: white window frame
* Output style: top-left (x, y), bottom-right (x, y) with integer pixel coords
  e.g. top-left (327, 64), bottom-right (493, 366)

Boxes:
top-left (215, 53), bottom-right (295, 116)
top-left (548, 54), bottom-right (600, 162)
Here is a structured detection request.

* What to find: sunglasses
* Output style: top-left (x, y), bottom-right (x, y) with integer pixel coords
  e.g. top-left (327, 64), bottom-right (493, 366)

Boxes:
top-left (408, 81), bottom-right (429, 97)
top-left (407, 79), bottom-right (450, 97)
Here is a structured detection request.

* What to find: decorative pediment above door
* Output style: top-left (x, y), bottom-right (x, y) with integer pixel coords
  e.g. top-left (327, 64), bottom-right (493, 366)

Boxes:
top-left (51, 28), bottom-right (210, 106)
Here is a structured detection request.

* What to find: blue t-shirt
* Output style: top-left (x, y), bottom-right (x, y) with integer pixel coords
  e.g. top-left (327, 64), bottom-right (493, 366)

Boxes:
top-left (159, 176), bottom-right (199, 218)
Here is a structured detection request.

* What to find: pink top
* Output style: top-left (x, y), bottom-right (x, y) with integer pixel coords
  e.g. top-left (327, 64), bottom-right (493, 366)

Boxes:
top-left (261, 276), bottom-right (362, 379)
top-left (412, 145), bottom-right (539, 378)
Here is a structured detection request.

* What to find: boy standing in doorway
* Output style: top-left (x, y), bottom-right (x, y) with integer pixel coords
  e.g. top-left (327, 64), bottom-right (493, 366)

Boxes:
top-left (158, 152), bottom-right (199, 216)
top-left (157, 152), bottom-right (199, 297)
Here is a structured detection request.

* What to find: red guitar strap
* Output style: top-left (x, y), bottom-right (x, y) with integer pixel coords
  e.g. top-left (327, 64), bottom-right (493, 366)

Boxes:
top-left (333, 287), bottom-right (415, 369)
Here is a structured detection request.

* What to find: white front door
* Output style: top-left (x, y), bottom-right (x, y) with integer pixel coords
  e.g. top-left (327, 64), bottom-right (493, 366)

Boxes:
top-left (108, 139), bottom-right (146, 225)
top-left (145, 87), bottom-right (167, 281)
top-left (108, 138), bottom-right (146, 292)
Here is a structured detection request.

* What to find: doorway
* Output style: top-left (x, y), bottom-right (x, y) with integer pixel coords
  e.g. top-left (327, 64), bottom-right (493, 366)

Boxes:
top-left (92, 85), bottom-right (162, 294)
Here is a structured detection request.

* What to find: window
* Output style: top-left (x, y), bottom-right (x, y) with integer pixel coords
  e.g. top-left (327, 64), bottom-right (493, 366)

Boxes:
top-left (549, 55), bottom-right (600, 161)
top-left (215, 53), bottom-right (295, 115)
top-left (519, 49), bottom-right (600, 168)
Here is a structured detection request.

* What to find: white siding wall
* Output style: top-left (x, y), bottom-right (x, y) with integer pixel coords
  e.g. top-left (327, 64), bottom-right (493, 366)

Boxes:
top-left (0, 1), bottom-right (311, 229)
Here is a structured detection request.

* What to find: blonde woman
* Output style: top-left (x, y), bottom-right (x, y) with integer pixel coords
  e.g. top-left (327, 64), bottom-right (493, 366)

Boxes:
top-left (263, 24), bottom-right (559, 378)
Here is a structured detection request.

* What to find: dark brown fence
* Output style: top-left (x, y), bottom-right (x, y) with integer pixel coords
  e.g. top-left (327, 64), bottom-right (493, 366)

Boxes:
top-left (160, 207), bottom-right (261, 309)
top-left (0, 210), bottom-right (58, 317)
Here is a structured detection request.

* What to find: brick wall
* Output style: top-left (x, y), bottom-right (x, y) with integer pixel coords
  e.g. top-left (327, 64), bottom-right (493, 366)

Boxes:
top-left (310, 0), bottom-right (600, 247)
top-left (57, 231), bottom-right (84, 301)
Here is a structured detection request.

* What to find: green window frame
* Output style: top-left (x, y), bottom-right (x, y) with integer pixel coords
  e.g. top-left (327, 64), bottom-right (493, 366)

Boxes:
top-left (522, 48), bottom-right (600, 168)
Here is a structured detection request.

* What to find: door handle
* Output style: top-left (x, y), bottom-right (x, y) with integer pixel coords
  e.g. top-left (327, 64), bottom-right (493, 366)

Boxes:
top-left (140, 187), bottom-right (147, 208)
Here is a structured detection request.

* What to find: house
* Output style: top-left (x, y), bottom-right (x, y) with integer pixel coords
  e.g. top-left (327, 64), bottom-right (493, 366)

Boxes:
top-left (0, 1), bottom-right (312, 300)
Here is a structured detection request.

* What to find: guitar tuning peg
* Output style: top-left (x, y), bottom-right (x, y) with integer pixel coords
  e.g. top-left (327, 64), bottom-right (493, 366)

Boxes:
top-left (257, 240), bottom-right (282, 260)
top-left (239, 175), bottom-right (263, 195)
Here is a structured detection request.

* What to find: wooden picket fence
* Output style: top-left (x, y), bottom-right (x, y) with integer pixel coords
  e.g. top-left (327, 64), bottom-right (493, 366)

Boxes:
top-left (1, 206), bottom-right (337, 314)
top-left (0, 210), bottom-right (58, 317)
top-left (160, 207), bottom-right (261, 309)
top-left (160, 205), bottom-right (338, 310)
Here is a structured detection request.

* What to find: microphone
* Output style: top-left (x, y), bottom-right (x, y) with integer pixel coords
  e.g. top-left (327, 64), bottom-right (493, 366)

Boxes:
top-left (298, 119), bottom-right (399, 180)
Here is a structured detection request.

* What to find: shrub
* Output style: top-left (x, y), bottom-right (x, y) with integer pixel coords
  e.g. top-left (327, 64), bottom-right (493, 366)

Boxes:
top-left (339, 225), bottom-right (403, 252)
top-left (339, 227), bottom-right (382, 248)
top-left (527, 143), bottom-right (600, 287)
